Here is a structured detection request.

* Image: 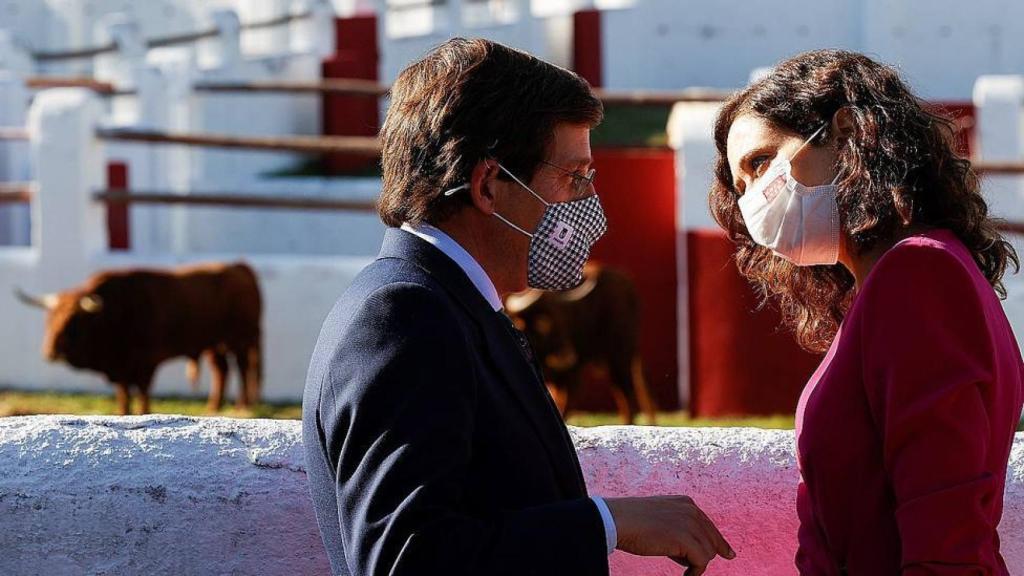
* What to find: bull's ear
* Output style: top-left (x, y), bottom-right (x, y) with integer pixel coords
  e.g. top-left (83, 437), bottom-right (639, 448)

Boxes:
top-left (79, 294), bottom-right (104, 313)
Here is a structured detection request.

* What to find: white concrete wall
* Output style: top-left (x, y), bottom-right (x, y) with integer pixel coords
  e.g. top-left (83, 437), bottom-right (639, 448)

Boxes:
top-left (0, 3), bottom-right (345, 253)
top-left (374, 0), bottom-right (582, 84)
top-left (5, 0), bottom-right (1024, 100)
top-left (0, 89), bottom-right (373, 402)
top-left (599, 0), bottom-right (1024, 101)
top-left (2, 415), bottom-right (1022, 575)
top-left (0, 0), bottom-right (325, 76)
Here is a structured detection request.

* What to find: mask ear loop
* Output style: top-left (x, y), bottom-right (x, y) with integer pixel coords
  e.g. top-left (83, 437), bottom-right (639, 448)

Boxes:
top-left (494, 162), bottom-right (550, 207)
top-left (442, 139), bottom-right (501, 197)
top-left (792, 123), bottom-right (829, 159)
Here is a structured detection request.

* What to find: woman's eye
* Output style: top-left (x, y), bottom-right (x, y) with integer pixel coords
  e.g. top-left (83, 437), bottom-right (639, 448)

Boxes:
top-left (751, 155), bottom-right (771, 176)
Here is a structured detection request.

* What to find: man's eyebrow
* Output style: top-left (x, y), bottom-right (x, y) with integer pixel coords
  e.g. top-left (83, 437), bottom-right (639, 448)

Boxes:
top-left (568, 156), bottom-right (593, 169)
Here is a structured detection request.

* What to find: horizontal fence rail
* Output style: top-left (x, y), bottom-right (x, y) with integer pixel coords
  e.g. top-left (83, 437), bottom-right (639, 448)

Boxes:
top-left (193, 78), bottom-right (389, 97)
top-left (95, 128), bottom-right (383, 155)
top-left (0, 128), bottom-right (29, 141)
top-left (0, 183), bottom-right (32, 204)
top-left (593, 87), bottom-right (733, 105)
top-left (997, 221), bottom-right (1024, 236)
top-left (30, 10), bottom-right (312, 62)
top-left (21, 77), bottom-right (740, 106)
top-left (972, 161), bottom-right (1024, 175)
top-left (94, 190), bottom-right (378, 212)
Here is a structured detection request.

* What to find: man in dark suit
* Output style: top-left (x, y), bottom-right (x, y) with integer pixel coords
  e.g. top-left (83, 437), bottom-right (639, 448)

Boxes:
top-left (302, 38), bottom-right (734, 576)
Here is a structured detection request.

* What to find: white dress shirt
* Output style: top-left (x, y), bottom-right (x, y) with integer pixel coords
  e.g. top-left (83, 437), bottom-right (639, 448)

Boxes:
top-left (399, 222), bottom-right (617, 555)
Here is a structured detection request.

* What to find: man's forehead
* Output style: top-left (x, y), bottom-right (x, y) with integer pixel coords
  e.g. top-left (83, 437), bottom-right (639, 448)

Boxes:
top-left (548, 123), bottom-right (593, 165)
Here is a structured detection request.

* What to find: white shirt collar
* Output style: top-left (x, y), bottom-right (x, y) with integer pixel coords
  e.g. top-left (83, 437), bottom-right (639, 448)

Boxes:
top-left (400, 222), bottom-right (503, 312)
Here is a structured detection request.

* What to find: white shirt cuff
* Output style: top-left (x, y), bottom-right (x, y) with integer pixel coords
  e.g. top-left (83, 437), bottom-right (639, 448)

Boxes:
top-left (590, 496), bottom-right (617, 555)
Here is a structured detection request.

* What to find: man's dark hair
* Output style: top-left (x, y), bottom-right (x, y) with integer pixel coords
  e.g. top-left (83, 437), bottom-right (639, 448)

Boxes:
top-left (378, 37), bottom-right (604, 227)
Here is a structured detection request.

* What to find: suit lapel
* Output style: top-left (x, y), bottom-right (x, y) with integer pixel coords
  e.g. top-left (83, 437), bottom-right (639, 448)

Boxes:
top-left (378, 228), bottom-right (587, 498)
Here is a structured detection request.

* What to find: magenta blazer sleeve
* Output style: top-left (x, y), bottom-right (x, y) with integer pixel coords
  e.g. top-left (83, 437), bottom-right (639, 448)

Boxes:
top-left (861, 242), bottom-right (1003, 574)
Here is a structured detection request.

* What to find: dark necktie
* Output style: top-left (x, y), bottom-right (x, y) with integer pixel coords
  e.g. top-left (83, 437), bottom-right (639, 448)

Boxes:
top-left (496, 310), bottom-right (542, 380)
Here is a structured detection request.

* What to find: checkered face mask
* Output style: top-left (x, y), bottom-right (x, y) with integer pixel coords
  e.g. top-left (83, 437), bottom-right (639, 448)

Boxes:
top-left (492, 162), bottom-right (608, 290)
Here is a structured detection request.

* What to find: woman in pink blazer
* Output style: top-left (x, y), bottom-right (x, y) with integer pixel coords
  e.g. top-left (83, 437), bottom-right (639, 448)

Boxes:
top-left (709, 49), bottom-right (1023, 574)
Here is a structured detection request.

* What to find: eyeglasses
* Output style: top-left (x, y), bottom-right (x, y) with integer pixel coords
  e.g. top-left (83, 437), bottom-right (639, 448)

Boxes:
top-left (541, 160), bottom-right (596, 198)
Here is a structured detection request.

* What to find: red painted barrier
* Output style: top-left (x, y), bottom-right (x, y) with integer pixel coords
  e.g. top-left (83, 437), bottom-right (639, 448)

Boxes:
top-left (576, 148), bottom-right (679, 411)
top-left (572, 9), bottom-right (602, 88)
top-left (106, 161), bottom-right (129, 251)
top-left (322, 15), bottom-right (380, 174)
top-left (687, 229), bottom-right (823, 417)
top-left (928, 101), bottom-right (976, 157)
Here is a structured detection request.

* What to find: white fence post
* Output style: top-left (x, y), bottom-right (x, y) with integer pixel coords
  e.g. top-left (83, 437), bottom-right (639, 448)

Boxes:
top-left (0, 71), bottom-right (30, 246)
top-left (0, 29), bottom-right (32, 75)
top-left (290, 0), bottom-right (337, 57)
top-left (973, 75), bottom-right (1024, 352)
top-left (666, 100), bottom-right (723, 410)
top-left (238, 0), bottom-right (294, 57)
top-left (202, 9), bottom-right (243, 70)
top-left (972, 76), bottom-right (1024, 229)
top-left (27, 89), bottom-right (105, 276)
top-left (94, 14), bottom-right (147, 88)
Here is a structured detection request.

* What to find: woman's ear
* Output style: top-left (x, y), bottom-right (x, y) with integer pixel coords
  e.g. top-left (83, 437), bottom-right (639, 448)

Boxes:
top-left (467, 159), bottom-right (500, 215)
top-left (832, 107), bottom-right (856, 142)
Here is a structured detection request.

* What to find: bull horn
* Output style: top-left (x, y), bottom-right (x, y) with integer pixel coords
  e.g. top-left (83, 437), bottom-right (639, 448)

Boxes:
top-left (558, 273), bottom-right (599, 303)
top-left (504, 289), bottom-right (543, 315)
top-left (13, 287), bottom-right (58, 310)
top-left (79, 294), bottom-right (103, 313)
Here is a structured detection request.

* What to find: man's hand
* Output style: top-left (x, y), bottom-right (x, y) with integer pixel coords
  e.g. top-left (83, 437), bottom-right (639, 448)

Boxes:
top-left (605, 495), bottom-right (735, 576)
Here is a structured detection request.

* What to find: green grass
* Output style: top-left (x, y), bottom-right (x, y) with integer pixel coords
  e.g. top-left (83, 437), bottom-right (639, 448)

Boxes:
top-left (5, 389), bottom-right (1019, 431)
top-left (566, 411), bottom-right (794, 429)
top-left (591, 104), bottom-right (673, 149)
top-left (1, 388), bottom-right (791, 428)
top-left (0, 389), bottom-right (301, 419)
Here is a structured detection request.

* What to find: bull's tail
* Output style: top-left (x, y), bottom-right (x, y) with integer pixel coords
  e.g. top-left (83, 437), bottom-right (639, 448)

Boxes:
top-left (632, 356), bottom-right (658, 425)
top-left (186, 357), bottom-right (201, 392)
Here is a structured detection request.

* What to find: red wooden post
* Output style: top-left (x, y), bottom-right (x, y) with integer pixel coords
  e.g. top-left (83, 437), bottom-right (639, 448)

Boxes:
top-left (572, 9), bottom-right (602, 88)
top-left (583, 148), bottom-right (679, 410)
top-left (106, 161), bottom-right (130, 250)
top-left (322, 15), bottom-right (380, 174)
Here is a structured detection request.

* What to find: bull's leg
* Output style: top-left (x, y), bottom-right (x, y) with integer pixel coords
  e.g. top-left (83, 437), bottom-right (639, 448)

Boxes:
top-left (206, 349), bottom-right (230, 412)
top-left (243, 345), bottom-right (261, 406)
top-left (113, 383), bottom-right (130, 416)
top-left (632, 357), bottom-right (658, 425)
top-left (608, 359), bottom-right (639, 425)
top-left (545, 383), bottom-right (570, 418)
top-left (137, 387), bottom-right (151, 415)
top-left (231, 347), bottom-right (251, 410)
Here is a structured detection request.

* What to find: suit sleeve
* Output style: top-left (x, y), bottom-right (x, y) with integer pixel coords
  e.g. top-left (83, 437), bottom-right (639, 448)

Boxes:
top-left (861, 244), bottom-right (1003, 574)
top-left (317, 282), bottom-right (609, 576)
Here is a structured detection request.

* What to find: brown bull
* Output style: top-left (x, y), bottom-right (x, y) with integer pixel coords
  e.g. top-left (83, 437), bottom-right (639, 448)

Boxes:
top-left (505, 263), bottom-right (657, 425)
top-left (15, 262), bottom-right (262, 415)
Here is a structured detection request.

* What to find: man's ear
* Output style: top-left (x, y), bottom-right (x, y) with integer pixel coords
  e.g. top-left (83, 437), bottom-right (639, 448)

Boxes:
top-left (467, 159), bottom-right (501, 215)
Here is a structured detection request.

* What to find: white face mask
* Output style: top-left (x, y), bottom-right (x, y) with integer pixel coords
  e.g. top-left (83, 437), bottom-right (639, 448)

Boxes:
top-left (737, 124), bottom-right (841, 266)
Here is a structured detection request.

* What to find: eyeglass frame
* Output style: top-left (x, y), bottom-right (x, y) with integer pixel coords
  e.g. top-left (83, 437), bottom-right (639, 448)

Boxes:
top-left (539, 159), bottom-right (597, 198)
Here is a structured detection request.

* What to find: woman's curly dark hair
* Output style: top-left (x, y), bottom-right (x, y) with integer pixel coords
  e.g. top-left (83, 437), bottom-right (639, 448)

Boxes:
top-left (710, 49), bottom-right (1019, 353)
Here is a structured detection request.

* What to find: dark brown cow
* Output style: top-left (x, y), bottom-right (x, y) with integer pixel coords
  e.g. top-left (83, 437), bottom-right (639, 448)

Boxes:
top-left (14, 262), bottom-right (262, 415)
top-left (505, 263), bottom-right (657, 425)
